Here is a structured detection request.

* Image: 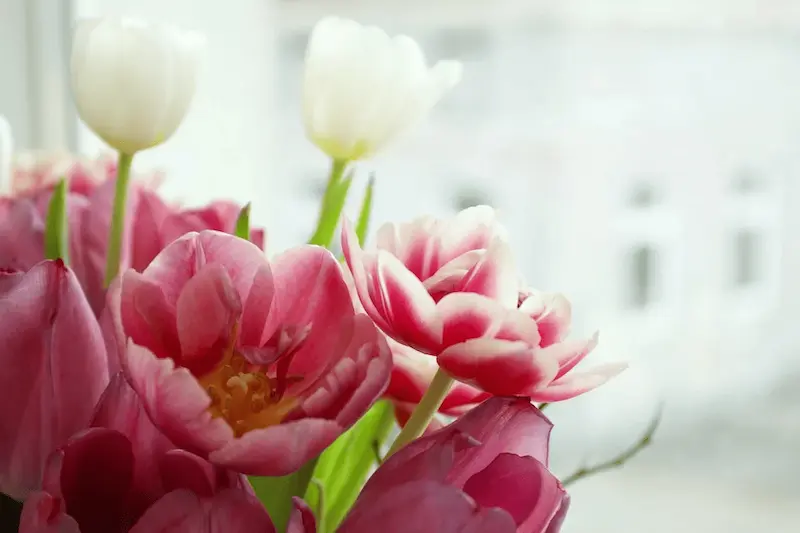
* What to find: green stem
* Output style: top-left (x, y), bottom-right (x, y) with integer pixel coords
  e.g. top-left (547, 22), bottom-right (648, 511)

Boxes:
top-left (309, 158), bottom-right (349, 248)
top-left (386, 369), bottom-right (453, 457)
top-left (249, 460), bottom-right (316, 533)
top-left (104, 152), bottom-right (134, 286)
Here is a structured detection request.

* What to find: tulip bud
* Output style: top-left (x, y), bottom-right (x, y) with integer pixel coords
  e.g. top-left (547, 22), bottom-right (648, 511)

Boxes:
top-left (303, 17), bottom-right (462, 161)
top-left (70, 18), bottom-right (205, 155)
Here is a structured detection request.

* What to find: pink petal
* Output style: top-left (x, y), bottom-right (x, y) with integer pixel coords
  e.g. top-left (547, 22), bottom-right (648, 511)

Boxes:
top-left (122, 344), bottom-right (233, 457)
top-left (437, 293), bottom-right (540, 349)
top-left (339, 480), bottom-right (516, 533)
top-left (436, 206), bottom-right (506, 265)
top-left (129, 489), bottom-right (275, 533)
top-left (444, 397), bottom-right (554, 484)
top-left (18, 492), bottom-right (81, 533)
top-left (298, 315), bottom-right (392, 427)
top-left (0, 261), bottom-right (109, 500)
top-left (457, 239), bottom-right (518, 307)
top-left (288, 498), bottom-right (317, 533)
top-left (238, 261), bottom-right (274, 347)
top-left (341, 219), bottom-right (394, 334)
top-left (0, 198), bottom-right (45, 273)
top-left (422, 250), bottom-right (483, 300)
top-left (438, 339), bottom-right (560, 396)
top-left (90, 373), bottom-right (174, 518)
top-left (529, 363), bottom-right (627, 402)
top-left (519, 292), bottom-right (572, 348)
top-left (208, 419), bottom-right (343, 476)
top-left (551, 333), bottom-right (599, 379)
top-left (120, 270), bottom-right (181, 361)
top-left (375, 217), bottom-right (441, 281)
top-left (99, 278), bottom-right (126, 376)
top-left (130, 190), bottom-right (170, 272)
top-left (176, 264), bottom-right (242, 375)
top-left (463, 453), bottom-right (565, 530)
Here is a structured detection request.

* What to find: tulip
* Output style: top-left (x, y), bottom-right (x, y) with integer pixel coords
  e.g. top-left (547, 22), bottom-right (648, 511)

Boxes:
top-left (289, 397), bottom-right (569, 533)
top-left (343, 206), bottom-right (623, 450)
top-left (0, 153), bottom-right (262, 314)
top-left (0, 260), bottom-right (109, 500)
top-left (70, 18), bottom-right (204, 155)
top-left (303, 17), bottom-right (462, 162)
top-left (130, 190), bottom-right (265, 272)
top-left (118, 230), bottom-right (392, 476)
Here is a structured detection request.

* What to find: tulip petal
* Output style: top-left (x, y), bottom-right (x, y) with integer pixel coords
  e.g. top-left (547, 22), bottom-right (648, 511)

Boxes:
top-left (0, 261), bottom-right (109, 500)
top-left (519, 292), bottom-right (572, 348)
top-left (208, 419), bottom-right (343, 476)
top-left (120, 270), bottom-right (181, 361)
top-left (528, 363), bottom-right (627, 402)
top-left (288, 498), bottom-right (317, 533)
top-left (437, 292), bottom-right (539, 348)
top-left (123, 344), bottom-right (233, 456)
top-left (550, 333), bottom-right (599, 380)
top-left (175, 264), bottom-right (242, 375)
top-left (437, 205), bottom-right (506, 265)
top-left (457, 239), bottom-right (518, 307)
top-left (130, 190), bottom-right (170, 272)
top-left (129, 489), bottom-right (275, 533)
top-left (443, 397), bottom-right (554, 484)
top-left (438, 339), bottom-right (559, 397)
top-left (339, 480), bottom-right (516, 533)
top-left (375, 217), bottom-right (441, 280)
top-left (462, 454), bottom-right (562, 529)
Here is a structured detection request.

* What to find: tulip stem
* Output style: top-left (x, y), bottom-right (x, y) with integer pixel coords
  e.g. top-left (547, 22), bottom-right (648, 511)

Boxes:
top-left (387, 368), bottom-right (454, 457)
top-left (309, 158), bottom-right (350, 248)
top-left (104, 151), bottom-right (134, 287)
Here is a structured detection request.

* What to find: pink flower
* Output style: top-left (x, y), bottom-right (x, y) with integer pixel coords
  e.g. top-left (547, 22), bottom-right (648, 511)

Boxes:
top-left (119, 230), bottom-right (392, 476)
top-left (18, 372), bottom-right (268, 533)
top-left (289, 397), bottom-right (569, 533)
top-left (0, 260), bottom-right (109, 500)
top-left (343, 206), bottom-right (624, 401)
top-left (0, 153), bottom-right (262, 314)
top-left (131, 191), bottom-right (265, 273)
top-left (342, 205), bottom-right (517, 355)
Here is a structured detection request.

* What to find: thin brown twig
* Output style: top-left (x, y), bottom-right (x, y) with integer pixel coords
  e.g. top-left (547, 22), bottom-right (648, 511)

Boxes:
top-left (562, 405), bottom-right (664, 487)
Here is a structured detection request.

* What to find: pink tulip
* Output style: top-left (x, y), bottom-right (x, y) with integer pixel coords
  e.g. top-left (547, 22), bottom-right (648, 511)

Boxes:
top-left (119, 230), bottom-right (392, 476)
top-left (18, 372), bottom-right (267, 533)
top-left (0, 260), bottom-right (109, 500)
top-left (131, 191), bottom-right (265, 273)
top-left (289, 397), bottom-right (568, 533)
top-left (343, 207), bottom-right (623, 401)
top-left (1, 153), bottom-right (263, 314)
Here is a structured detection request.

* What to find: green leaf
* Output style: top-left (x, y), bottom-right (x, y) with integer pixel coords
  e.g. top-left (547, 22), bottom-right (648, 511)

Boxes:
top-left (306, 400), bottom-right (395, 533)
top-left (235, 202), bottom-right (251, 240)
top-left (44, 178), bottom-right (69, 263)
top-left (355, 175), bottom-right (375, 246)
top-left (249, 460), bottom-right (316, 533)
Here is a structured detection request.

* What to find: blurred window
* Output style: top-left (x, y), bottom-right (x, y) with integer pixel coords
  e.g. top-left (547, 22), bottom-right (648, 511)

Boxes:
top-left (732, 229), bottom-right (760, 287)
top-left (627, 244), bottom-right (657, 309)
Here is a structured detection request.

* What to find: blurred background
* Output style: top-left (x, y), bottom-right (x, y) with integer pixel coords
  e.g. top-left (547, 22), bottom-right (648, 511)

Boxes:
top-left (2, 0), bottom-right (799, 531)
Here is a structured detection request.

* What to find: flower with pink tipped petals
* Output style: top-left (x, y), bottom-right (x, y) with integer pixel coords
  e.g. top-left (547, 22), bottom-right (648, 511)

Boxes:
top-left (119, 230), bottom-right (392, 476)
top-left (343, 206), bottom-right (623, 401)
top-left (289, 397), bottom-right (568, 533)
top-left (0, 260), bottom-right (109, 500)
top-left (342, 205), bottom-right (516, 355)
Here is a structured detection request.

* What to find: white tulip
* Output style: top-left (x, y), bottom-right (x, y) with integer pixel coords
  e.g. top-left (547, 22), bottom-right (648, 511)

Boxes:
top-left (70, 18), bottom-right (205, 155)
top-left (303, 17), bottom-right (463, 161)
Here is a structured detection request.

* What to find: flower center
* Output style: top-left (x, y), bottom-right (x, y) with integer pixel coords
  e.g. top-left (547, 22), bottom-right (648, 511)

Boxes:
top-left (199, 350), bottom-right (298, 438)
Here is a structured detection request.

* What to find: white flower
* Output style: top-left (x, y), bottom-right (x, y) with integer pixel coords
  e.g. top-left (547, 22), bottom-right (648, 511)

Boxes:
top-left (303, 17), bottom-right (462, 161)
top-left (70, 18), bottom-right (205, 155)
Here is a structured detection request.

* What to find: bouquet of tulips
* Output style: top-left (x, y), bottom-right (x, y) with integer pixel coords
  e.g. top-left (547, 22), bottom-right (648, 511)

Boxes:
top-left (0, 16), bottom-right (652, 533)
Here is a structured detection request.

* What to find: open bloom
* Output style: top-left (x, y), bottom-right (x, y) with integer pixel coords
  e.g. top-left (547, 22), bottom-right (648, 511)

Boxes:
top-left (303, 17), bottom-right (462, 161)
top-left (343, 205), bottom-right (624, 400)
top-left (71, 18), bottom-right (204, 154)
top-left (19, 376), bottom-right (270, 533)
top-left (289, 397), bottom-right (569, 533)
top-left (0, 260), bottom-right (109, 500)
top-left (120, 230), bottom-right (392, 476)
